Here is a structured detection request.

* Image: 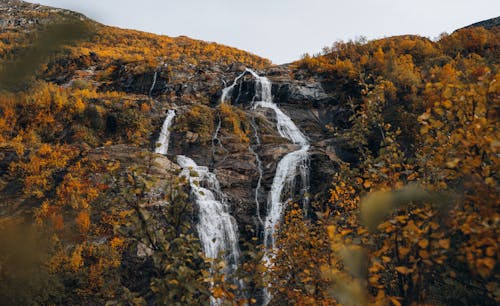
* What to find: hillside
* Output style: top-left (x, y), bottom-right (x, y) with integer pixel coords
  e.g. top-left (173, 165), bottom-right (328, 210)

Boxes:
top-left (0, 1), bottom-right (498, 305)
top-left (464, 16), bottom-right (500, 30)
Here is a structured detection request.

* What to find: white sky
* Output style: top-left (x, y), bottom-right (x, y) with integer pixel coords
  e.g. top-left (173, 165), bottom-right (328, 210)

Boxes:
top-left (27, 0), bottom-right (500, 64)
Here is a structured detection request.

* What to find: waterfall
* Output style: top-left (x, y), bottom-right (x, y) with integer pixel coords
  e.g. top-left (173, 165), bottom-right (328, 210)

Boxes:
top-left (249, 72), bottom-right (310, 250)
top-left (253, 102), bottom-right (308, 146)
top-left (249, 144), bottom-right (264, 227)
top-left (222, 68), bottom-right (310, 249)
top-left (177, 156), bottom-right (240, 271)
top-left (149, 70), bottom-right (158, 97)
top-left (219, 68), bottom-right (311, 304)
top-left (221, 69), bottom-right (248, 103)
top-left (247, 70), bottom-right (310, 305)
top-left (155, 109), bottom-right (176, 155)
top-left (177, 155), bottom-right (241, 305)
top-left (212, 114), bottom-right (229, 165)
top-left (221, 68), bottom-right (274, 104)
top-left (152, 71), bottom-right (174, 156)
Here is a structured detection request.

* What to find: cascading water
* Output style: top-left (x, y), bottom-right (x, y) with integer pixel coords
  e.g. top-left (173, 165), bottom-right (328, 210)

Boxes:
top-left (246, 70), bottom-right (310, 305)
top-left (149, 70), bottom-right (158, 97)
top-left (222, 68), bottom-right (310, 251)
top-left (186, 68), bottom-right (310, 305)
top-left (155, 109), bottom-right (176, 155)
top-left (154, 105), bottom-right (241, 304)
top-left (249, 143), bottom-right (264, 227)
top-left (221, 68), bottom-right (273, 103)
top-left (221, 69), bottom-right (270, 229)
top-left (249, 72), bottom-right (310, 250)
top-left (212, 115), bottom-right (229, 165)
top-left (177, 155), bottom-right (241, 305)
top-left (177, 155), bottom-right (240, 272)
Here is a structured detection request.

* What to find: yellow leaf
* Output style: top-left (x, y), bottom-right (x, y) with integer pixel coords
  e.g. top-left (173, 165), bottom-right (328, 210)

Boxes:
top-left (445, 158), bottom-right (460, 168)
top-left (369, 274), bottom-right (381, 284)
top-left (420, 125), bottom-right (430, 135)
top-left (438, 239), bottom-right (450, 249)
top-left (418, 250), bottom-right (430, 259)
top-left (485, 247), bottom-right (495, 257)
top-left (395, 266), bottom-right (409, 275)
top-left (485, 177), bottom-right (495, 186)
top-left (418, 111), bottom-right (431, 121)
top-left (363, 180), bottom-right (372, 189)
top-left (212, 287), bottom-right (224, 298)
top-left (477, 258), bottom-right (496, 278)
top-left (418, 239), bottom-right (429, 249)
top-left (340, 229), bottom-right (353, 236)
top-left (407, 172), bottom-right (418, 181)
top-left (442, 100), bottom-right (452, 109)
top-left (434, 107), bottom-right (445, 116)
top-left (481, 257), bottom-right (496, 270)
top-left (327, 225), bottom-right (336, 240)
top-left (399, 247), bottom-right (410, 258)
top-left (389, 296), bottom-right (402, 306)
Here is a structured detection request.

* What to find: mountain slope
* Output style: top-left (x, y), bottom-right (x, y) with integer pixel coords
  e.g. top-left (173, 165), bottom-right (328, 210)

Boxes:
top-left (0, 1), bottom-right (498, 305)
top-left (464, 15), bottom-right (500, 30)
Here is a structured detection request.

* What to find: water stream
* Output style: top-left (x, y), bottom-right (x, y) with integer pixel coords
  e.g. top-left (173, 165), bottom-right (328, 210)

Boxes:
top-left (177, 155), bottom-right (241, 305)
top-left (149, 70), bottom-right (158, 97)
top-left (249, 72), bottom-right (310, 250)
top-left (157, 68), bottom-right (311, 305)
top-left (177, 155), bottom-right (240, 272)
top-left (248, 70), bottom-right (310, 305)
top-left (155, 109), bottom-right (176, 155)
top-left (155, 106), bottom-right (241, 305)
top-left (222, 68), bottom-right (310, 251)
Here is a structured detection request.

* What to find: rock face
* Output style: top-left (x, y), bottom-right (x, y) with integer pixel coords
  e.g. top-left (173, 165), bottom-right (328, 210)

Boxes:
top-left (159, 67), bottom-right (342, 241)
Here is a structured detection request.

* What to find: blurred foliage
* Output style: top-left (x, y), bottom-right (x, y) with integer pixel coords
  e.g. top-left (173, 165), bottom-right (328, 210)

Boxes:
top-left (265, 25), bottom-right (499, 306)
top-left (0, 17), bottom-right (94, 91)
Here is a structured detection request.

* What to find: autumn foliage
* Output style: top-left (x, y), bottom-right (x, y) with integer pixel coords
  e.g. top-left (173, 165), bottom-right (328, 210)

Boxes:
top-left (266, 26), bottom-right (499, 305)
top-left (0, 4), bottom-right (498, 305)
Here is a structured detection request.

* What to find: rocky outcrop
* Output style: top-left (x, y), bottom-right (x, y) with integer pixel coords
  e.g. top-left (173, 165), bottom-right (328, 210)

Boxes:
top-left (88, 144), bottom-right (180, 207)
top-left (153, 66), bottom-right (346, 241)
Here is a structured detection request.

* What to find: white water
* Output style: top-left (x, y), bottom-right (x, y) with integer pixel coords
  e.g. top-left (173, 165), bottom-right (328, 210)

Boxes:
top-left (177, 155), bottom-right (240, 273)
top-left (222, 68), bottom-right (310, 249)
top-left (250, 106), bottom-right (265, 228)
top-left (221, 69), bottom-right (248, 103)
top-left (155, 110), bottom-right (176, 155)
top-left (221, 68), bottom-right (274, 104)
top-left (248, 72), bottom-right (310, 250)
top-left (149, 70), bottom-right (158, 97)
top-left (249, 144), bottom-right (264, 227)
top-left (253, 102), bottom-right (308, 146)
top-left (211, 115), bottom-right (229, 165)
top-left (217, 69), bottom-right (311, 304)
top-left (245, 70), bottom-right (310, 305)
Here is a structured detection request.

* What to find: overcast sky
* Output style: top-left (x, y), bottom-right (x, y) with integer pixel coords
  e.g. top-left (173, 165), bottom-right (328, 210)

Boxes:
top-left (27, 0), bottom-right (500, 64)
